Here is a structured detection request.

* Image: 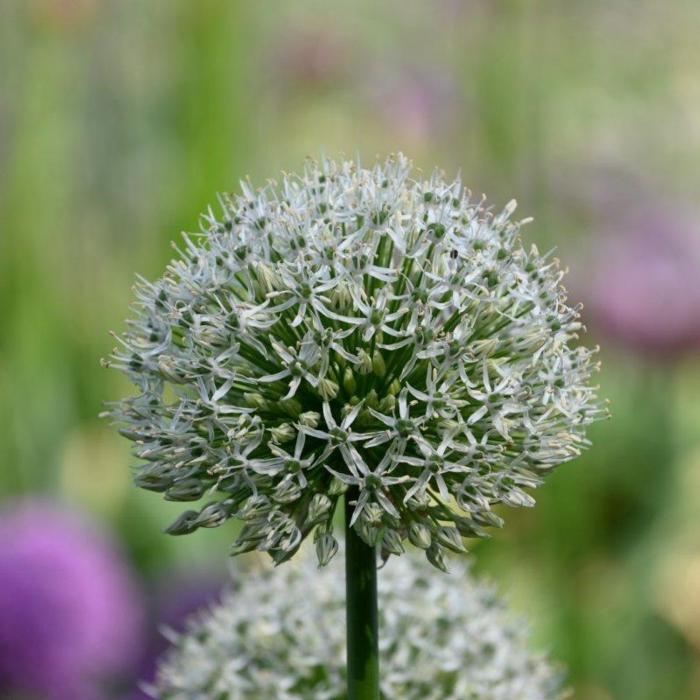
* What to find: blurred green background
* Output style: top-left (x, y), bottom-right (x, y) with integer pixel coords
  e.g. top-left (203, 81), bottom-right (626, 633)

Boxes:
top-left (1, 1), bottom-right (700, 698)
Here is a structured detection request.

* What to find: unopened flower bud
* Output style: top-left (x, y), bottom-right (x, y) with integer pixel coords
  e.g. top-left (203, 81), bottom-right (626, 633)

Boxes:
top-left (357, 349), bottom-right (372, 374)
top-left (157, 356), bottom-right (187, 384)
top-left (405, 491), bottom-right (431, 511)
top-left (426, 544), bottom-right (448, 572)
top-left (273, 479), bottom-right (301, 504)
top-left (387, 378), bottom-right (401, 396)
top-left (342, 367), bottom-right (357, 395)
top-left (164, 509), bottom-right (199, 536)
top-left (308, 493), bottom-right (333, 523)
top-left (195, 502), bottom-right (229, 529)
top-left (436, 526), bottom-right (467, 553)
top-left (134, 467), bottom-right (173, 493)
top-left (366, 389), bottom-right (379, 409)
top-left (317, 378), bottom-right (339, 400)
top-left (378, 394), bottom-right (395, 413)
top-left (371, 350), bottom-right (386, 378)
top-left (278, 398), bottom-right (303, 417)
top-left (298, 411), bottom-right (321, 428)
top-left (244, 392), bottom-right (268, 410)
top-left (474, 510), bottom-right (505, 529)
top-left (164, 479), bottom-right (205, 502)
top-left (408, 522), bottom-right (432, 549)
top-left (257, 262), bottom-right (282, 292)
top-left (361, 503), bottom-right (383, 527)
top-left (269, 423), bottom-right (295, 443)
top-left (331, 283), bottom-right (352, 309)
top-left (328, 477), bottom-right (348, 496)
top-left (314, 532), bottom-right (338, 566)
top-left (381, 528), bottom-right (404, 555)
top-left (238, 495), bottom-right (272, 520)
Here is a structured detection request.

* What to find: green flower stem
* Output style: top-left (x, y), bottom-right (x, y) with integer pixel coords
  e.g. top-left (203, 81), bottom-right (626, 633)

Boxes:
top-left (345, 488), bottom-right (380, 700)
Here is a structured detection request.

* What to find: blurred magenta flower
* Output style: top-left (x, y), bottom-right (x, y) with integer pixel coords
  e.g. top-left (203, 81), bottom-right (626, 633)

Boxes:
top-left (125, 570), bottom-right (224, 700)
top-left (29, 0), bottom-right (98, 30)
top-left (270, 26), bottom-right (350, 92)
top-left (0, 500), bottom-right (144, 700)
top-left (583, 207), bottom-right (700, 358)
top-left (369, 70), bottom-right (459, 147)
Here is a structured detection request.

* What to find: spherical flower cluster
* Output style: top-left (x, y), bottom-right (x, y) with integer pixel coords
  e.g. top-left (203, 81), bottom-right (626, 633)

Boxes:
top-left (0, 500), bottom-right (143, 700)
top-left (106, 154), bottom-right (604, 568)
top-left (151, 548), bottom-right (566, 700)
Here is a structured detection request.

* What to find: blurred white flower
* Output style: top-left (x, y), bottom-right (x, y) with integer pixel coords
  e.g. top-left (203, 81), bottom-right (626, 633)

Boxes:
top-left (151, 548), bottom-right (567, 700)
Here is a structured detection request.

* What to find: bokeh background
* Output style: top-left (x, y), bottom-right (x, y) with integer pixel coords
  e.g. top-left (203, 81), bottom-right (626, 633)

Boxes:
top-left (1, 1), bottom-right (700, 698)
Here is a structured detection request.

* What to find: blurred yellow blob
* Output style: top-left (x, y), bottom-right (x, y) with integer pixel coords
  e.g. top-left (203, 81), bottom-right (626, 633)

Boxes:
top-left (654, 446), bottom-right (700, 651)
top-left (60, 425), bottom-right (130, 517)
top-left (577, 684), bottom-right (613, 700)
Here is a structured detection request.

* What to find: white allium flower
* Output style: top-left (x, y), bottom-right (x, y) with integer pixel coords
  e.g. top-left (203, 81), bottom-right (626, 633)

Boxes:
top-left (151, 548), bottom-right (568, 700)
top-left (105, 154), bottom-right (605, 568)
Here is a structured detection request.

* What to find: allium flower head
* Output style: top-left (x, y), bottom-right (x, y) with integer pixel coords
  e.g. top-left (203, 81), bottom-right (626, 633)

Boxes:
top-left (106, 154), bottom-right (604, 568)
top-left (0, 500), bottom-right (143, 700)
top-left (151, 548), bottom-right (567, 700)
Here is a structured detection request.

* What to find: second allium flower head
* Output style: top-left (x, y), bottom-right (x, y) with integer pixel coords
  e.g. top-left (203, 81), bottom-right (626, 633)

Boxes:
top-left (151, 549), bottom-right (566, 700)
top-left (106, 154), bottom-right (604, 568)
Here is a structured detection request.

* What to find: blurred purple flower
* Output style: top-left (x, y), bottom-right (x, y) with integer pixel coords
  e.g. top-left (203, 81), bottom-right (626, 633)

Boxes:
top-left (269, 26), bottom-right (350, 92)
top-left (30, 0), bottom-right (98, 30)
top-left (583, 207), bottom-right (700, 358)
top-left (369, 69), bottom-right (459, 147)
top-left (125, 570), bottom-right (224, 700)
top-left (0, 500), bottom-right (144, 700)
